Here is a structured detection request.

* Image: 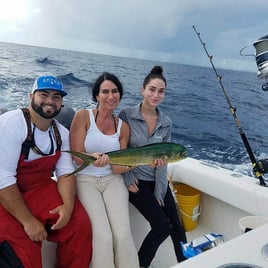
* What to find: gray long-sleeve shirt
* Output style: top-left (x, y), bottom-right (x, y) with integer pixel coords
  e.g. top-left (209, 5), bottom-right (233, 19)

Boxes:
top-left (118, 103), bottom-right (172, 205)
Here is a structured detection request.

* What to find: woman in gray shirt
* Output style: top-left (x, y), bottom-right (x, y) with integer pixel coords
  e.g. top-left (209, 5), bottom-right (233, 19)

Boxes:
top-left (118, 66), bottom-right (187, 268)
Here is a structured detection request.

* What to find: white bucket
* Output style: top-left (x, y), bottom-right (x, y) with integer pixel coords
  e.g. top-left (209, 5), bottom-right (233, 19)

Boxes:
top-left (238, 216), bottom-right (268, 233)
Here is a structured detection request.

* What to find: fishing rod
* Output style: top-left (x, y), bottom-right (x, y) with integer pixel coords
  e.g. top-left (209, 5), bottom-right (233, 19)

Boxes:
top-left (192, 25), bottom-right (267, 187)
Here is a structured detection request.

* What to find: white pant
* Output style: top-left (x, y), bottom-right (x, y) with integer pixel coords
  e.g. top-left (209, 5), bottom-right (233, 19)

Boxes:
top-left (76, 173), bottom-right (139, 268)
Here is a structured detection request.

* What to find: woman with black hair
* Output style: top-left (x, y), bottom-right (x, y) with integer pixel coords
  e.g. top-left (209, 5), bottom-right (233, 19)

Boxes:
top-left (119, 66), bottom-right (187, 268)
top-left (70, 72), bottom-right (139, 268)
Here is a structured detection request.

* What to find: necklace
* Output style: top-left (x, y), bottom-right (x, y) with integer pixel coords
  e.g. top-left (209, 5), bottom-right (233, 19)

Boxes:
top-left (32, 125), bottom-right (54, 156)
top-left (95, 110), bottom-right (117, 132)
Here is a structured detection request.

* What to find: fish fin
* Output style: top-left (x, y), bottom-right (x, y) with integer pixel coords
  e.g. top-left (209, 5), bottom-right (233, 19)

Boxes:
top-left (63, 150), bottom-right (96, 161)
top-left (63, 150), bottom-right (96, 176)
top-left (66, 161), bottom-right (91, 176)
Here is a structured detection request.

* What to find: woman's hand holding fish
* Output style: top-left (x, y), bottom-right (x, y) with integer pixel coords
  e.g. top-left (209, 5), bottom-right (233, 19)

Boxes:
top-left (151, 158), bottom-right (167, 168)
top-left (92, 153), bottom-right (109, 167)
top-left (128, 179), bottom-right (139, 193)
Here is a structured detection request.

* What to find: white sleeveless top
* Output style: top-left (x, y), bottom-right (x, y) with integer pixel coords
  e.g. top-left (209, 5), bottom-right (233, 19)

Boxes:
top-left (77, 109), bottom-right (122, 176)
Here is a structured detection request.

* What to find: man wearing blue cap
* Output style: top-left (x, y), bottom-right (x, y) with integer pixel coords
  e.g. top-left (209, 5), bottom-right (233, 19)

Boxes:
top-left (0, 75), bottom-right (93, 267)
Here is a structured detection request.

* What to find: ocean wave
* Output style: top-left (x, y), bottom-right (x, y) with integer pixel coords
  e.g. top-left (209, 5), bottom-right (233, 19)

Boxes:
top-left (35, 57), bottom-right (62, 66)
top-left (1, 42), bottom-right (268, 176)
top-left (58, 73), bottom-right (92, 88)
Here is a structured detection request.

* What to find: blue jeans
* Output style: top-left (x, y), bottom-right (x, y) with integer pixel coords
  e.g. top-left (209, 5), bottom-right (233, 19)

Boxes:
top-left (129, 180), bottom-right (187, 267)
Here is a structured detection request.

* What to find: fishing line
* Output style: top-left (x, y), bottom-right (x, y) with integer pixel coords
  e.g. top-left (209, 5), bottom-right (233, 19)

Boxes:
top-left (192, 25), bottom-right (267, 187)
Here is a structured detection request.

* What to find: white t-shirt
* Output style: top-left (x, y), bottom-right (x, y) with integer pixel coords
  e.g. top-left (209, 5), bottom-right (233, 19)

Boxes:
top-left (0, 108), bottom-right (75, 189)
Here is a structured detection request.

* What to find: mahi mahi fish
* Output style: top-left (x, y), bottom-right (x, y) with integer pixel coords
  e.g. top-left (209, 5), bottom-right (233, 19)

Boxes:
top-left (64, 142), bottom-right (187, 175)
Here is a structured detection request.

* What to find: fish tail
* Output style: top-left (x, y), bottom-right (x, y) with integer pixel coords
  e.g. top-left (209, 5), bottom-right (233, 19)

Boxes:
top-left (66, 161), bottom-right (91, 176)
top-left (63, 150), bottom-right (96, 176)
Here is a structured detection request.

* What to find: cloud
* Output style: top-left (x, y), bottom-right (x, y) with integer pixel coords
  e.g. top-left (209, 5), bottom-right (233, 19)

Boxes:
top-left (0, 0), bottom-right (268, 73)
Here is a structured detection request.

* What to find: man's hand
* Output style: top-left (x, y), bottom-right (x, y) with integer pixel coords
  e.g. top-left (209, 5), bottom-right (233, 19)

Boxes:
top-left (49, 204), bottom-right (73, 230)
top-left (23, 218), bottom-right (48, 242)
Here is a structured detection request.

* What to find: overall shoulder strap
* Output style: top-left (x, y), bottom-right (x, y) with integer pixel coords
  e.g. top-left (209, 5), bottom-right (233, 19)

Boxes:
top-left (21, 108), bottom-right (32, 142)
top-left (52, 120), bottom-right (62, 150)
top-left (20, 108), bottom-right (62, 158)
top-left (20, 108), bottom-right (33, 159)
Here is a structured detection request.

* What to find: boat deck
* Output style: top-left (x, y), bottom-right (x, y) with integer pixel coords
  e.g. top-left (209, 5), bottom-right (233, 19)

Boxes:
top-left (149, 238), bottom-right (177, 268)
top-left (133, 226), bottom-right (212, 268)
top-left (129, 204), bottom-right (211, 268)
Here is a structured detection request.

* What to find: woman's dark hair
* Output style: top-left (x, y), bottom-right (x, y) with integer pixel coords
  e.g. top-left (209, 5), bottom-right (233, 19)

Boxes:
top-left (142, 65), bottom-right (167, 88)
top-left (92, 72), bottom-right (123, 102)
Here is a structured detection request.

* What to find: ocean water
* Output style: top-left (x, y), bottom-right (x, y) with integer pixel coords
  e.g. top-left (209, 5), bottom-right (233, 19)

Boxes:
top-left (1, 42), bottom-right (268, 177)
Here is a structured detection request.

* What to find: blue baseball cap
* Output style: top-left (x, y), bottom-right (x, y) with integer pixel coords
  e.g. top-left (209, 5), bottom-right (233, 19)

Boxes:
top-left (31, 75), bottom-right (67, 96)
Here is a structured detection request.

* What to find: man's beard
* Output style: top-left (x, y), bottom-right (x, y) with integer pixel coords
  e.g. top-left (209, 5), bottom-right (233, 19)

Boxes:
top-left (31, 99), bottom-right (62, 119)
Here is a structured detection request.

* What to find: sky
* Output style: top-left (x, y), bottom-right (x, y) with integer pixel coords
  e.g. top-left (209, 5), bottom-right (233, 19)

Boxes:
top-left (1, 0), bottom-right (268, 74)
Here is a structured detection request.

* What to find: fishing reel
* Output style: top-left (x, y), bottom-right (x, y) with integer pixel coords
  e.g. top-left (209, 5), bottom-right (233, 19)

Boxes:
top-left (240, 34), bottom-right (268, 91)
top-left (254, 159), bottom-right (268, 174)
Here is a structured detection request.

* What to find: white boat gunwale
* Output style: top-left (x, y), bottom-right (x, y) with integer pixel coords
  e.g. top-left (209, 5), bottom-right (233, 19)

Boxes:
top-left (41, 157), bottom-right (268, 267)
